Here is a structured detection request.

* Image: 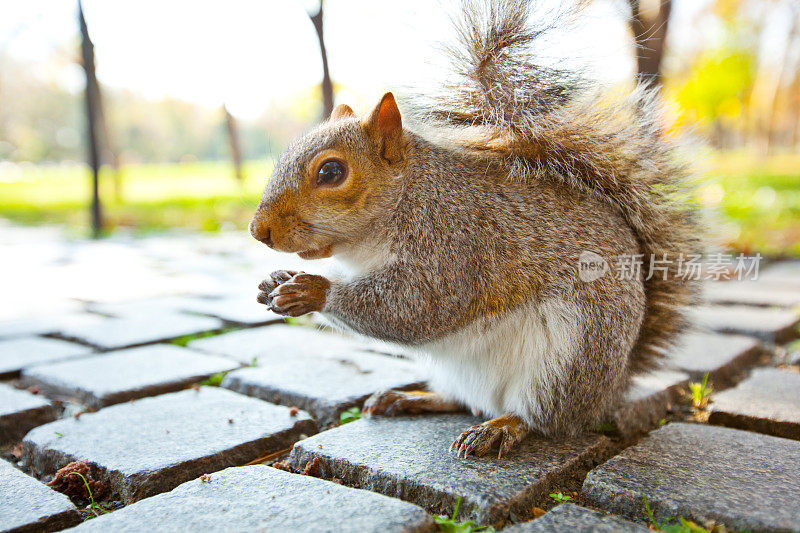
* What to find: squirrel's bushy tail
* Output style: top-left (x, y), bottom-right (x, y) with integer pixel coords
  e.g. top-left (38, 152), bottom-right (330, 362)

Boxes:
top-left (411, 0), bottom-right (700, 372)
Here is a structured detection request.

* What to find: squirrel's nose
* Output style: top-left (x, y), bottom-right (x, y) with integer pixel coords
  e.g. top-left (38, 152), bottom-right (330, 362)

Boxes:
top-left (249, 218), bottom-right (274, 247)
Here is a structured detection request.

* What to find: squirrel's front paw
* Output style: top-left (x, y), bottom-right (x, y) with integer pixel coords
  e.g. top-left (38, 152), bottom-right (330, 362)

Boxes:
top-left (256, 269), bottom-right (298, 307)
top-left (260, 273), bottom-right (330, 317)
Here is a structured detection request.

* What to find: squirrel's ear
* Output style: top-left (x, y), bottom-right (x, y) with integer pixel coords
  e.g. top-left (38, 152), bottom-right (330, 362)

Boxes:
top-left (364, 92), bottom-right (404, 164)
top-left (330, 104), bottom-right (355, 120)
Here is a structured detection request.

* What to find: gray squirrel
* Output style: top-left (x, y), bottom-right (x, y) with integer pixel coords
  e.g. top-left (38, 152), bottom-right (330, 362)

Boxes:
top-left (250, 0), bottom-right (699, 458)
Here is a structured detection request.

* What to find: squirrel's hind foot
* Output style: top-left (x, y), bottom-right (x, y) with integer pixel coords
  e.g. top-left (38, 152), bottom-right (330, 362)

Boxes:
top-left (451, 414), bottom-right (529, 459)
top-left (362, 390), bottom-right (462, 417)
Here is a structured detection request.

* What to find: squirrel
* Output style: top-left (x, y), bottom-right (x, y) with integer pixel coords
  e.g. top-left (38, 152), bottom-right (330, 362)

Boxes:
top-left (250, 0), bottom-right (699, 458)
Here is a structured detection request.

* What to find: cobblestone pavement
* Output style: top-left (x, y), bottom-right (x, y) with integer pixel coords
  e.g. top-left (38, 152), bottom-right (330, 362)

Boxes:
top-left (1, 224), bottom-right (799, 532)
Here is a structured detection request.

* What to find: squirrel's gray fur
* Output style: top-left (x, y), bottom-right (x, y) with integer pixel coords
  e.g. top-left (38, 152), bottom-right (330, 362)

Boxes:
top-left (406, 0), bottom-right (701, 373)
top-left (253, 0), bottom-right (700, 438)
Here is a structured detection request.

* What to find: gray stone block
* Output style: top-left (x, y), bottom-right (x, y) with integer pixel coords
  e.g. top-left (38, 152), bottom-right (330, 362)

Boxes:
top-left (222, 349), bottom-right (424, 427)
top-left (667, 331), bottom-right (764, 385)
top-left (180, 295), bottom-right (282, 325)
top-left (582, 423), bottom-right (800, 531)
top-left (503, 503), bottom-right (648, 532)
top-left (56, 313), bottom-right (223, 349)
top-left (758, 260), bottom-right (800, 288)
top-left (87, 296), bottom-right (203, 318)
top-left (0, 337), bottom-right (93, 378)
top-left (90, 295), bottom-right (281, 326)
top-left (613, 369), bottom-right (688, 436)
top-left (20, 345), bottom-right (239, 408)
top-left (692, 305), bottom-right (799, 343)
top-left (709, 367), bottom-right (800, 440)
top-left (22, 387), bottom-right (317, 503)
top-left (703, 280), bottom-right (800, 308)
top-left (0, 319), bottom-right (54, 340)
top-left (0, 314), bottom-right (109, 342)
top-left (0, 384), bottom-right (57, 445)
top-left (0, 458), bottom-right (80, 533)
top-left (65, 465), bottom-right (435, 533)
top-left (189, 324), bottom-right (372, 365)
top-left (288, 414), bottom-right (610, 527)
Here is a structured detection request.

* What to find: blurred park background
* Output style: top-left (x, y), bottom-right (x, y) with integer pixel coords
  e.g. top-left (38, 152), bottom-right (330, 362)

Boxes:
top-left (1, 0), bottom-right (799, 256)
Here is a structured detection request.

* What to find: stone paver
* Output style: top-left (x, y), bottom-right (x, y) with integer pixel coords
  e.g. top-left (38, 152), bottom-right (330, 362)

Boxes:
top-left (703, 280), bottom-right (800, 308)
top-left (0, 314), bottom-right (109, 342)
top-left (87, 296), bottom-right (205, 318)
top-left (0, 318), bottom-right (57, 340)
top-left (613, 369), bottom-right (688, 435)
top-left (0, 458), bottom-right (80, 532)
top-left (503, 503), bottom-right (648, 532)
top-left (20, 345), bottom-right (239, 408)
top-left (90, 295), bottom-right (280, 326)
top-left (667, 331), bottom-right (764, 385)
top-left (0, 337), bottom-right (93, 378)
top-left (758, 259), bottom-right (800, 288)
top-left (708, 367), bottom-right (800, 440)
top-left (222, 349), bottom-right (424, 427)
top-left (582, 423), bottom-right (800, 531)
top-left (287, 414), bottom-right (610, 527)
top-left (189, 324), bottom-right (372, 365)
top-left (66, 465), bottom-right (435, 533)
top-left (23, 387), bottom-right (316, 503)
top-left (55, 312), bottom-right (223, 350)
top-left (181, 294), bottom-right (282, 325)
top-left (0, 384), bottom-right (57, 445)
top-left (692, 305), bottom-right (799, 343)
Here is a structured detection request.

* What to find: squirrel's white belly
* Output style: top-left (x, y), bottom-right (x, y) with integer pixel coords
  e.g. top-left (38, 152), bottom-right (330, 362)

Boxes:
top-left (418, 299), bottom-right (583, 426)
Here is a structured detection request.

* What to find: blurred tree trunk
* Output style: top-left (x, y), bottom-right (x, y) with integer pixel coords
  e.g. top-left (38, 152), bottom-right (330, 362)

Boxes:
top-left (223, 105), bottom-right (244, 184)
top-left (791, 72), bottom-right (800, 148)
top-left (309, 0), bottom-right (334, 120)
top-left (96, 94), bottom-right (123, 201)
top-left (78, 1), bottom-right (102, 238)
top-left (79, 2), bottom-right (121, 202)
top-left (628, 0), bottom-right (672, 89)
top-left (767, 6), bottom-right (799, 151)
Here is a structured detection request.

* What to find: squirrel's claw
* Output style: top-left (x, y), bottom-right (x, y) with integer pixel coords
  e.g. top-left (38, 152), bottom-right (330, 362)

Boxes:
top-left (271, 270), bottom-right (299, 285)
top-left (363, 389), bottom-right (463, 418)
top-left (256, 270), bottom-right (300, 308)
top-left (362, 389), bottom-right (407, 418)
top-left (259, 272), bottom-right (329, 317)
top-left (451, 425), bottom-right (501, 458)
top-left (451, 414), bottom-right (529, 459)
top-left (256, 291), bottom-right (273, 306)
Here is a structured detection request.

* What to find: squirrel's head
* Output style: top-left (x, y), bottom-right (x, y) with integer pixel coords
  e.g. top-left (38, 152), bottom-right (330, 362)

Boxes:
top-left (250, 92), bottom-right (405, 259)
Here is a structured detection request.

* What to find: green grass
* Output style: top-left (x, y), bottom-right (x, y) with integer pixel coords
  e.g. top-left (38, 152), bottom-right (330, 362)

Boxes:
top-left (1, 151), bottom-right (799, 256)
top-left (642, 494), bottom-right (713, 532)
top-left (434, 497), bottom-right (495, 533)
top-left (199, 371), bottom-right (230, 387)
top-left (169, 327), bottom-right (240, 347)
top-left (0, 160), bottom-right (270, 234)
top-left (68, 472), bottom-right (107, 519)
top-left (339, 407), bottom-right (362, 425)
top-left (704, 151), bottom-right (800, 257)
top-left (590, 421), bottom-right (617, 433)
top-left (688, 372), bottom-right (713, 409)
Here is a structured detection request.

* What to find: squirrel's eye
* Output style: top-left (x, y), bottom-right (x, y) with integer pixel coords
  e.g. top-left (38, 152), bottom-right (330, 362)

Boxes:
top-left (317, 160), bottom-right (347, 187)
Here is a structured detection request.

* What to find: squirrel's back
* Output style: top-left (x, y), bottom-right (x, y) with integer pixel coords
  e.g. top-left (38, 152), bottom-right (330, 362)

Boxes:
top-left (406, 0), bottom-right (700, 373)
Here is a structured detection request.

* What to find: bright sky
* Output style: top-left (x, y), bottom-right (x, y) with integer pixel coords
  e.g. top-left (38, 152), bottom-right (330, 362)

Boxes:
top-left (0, 0), bottom-right (713, 120)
